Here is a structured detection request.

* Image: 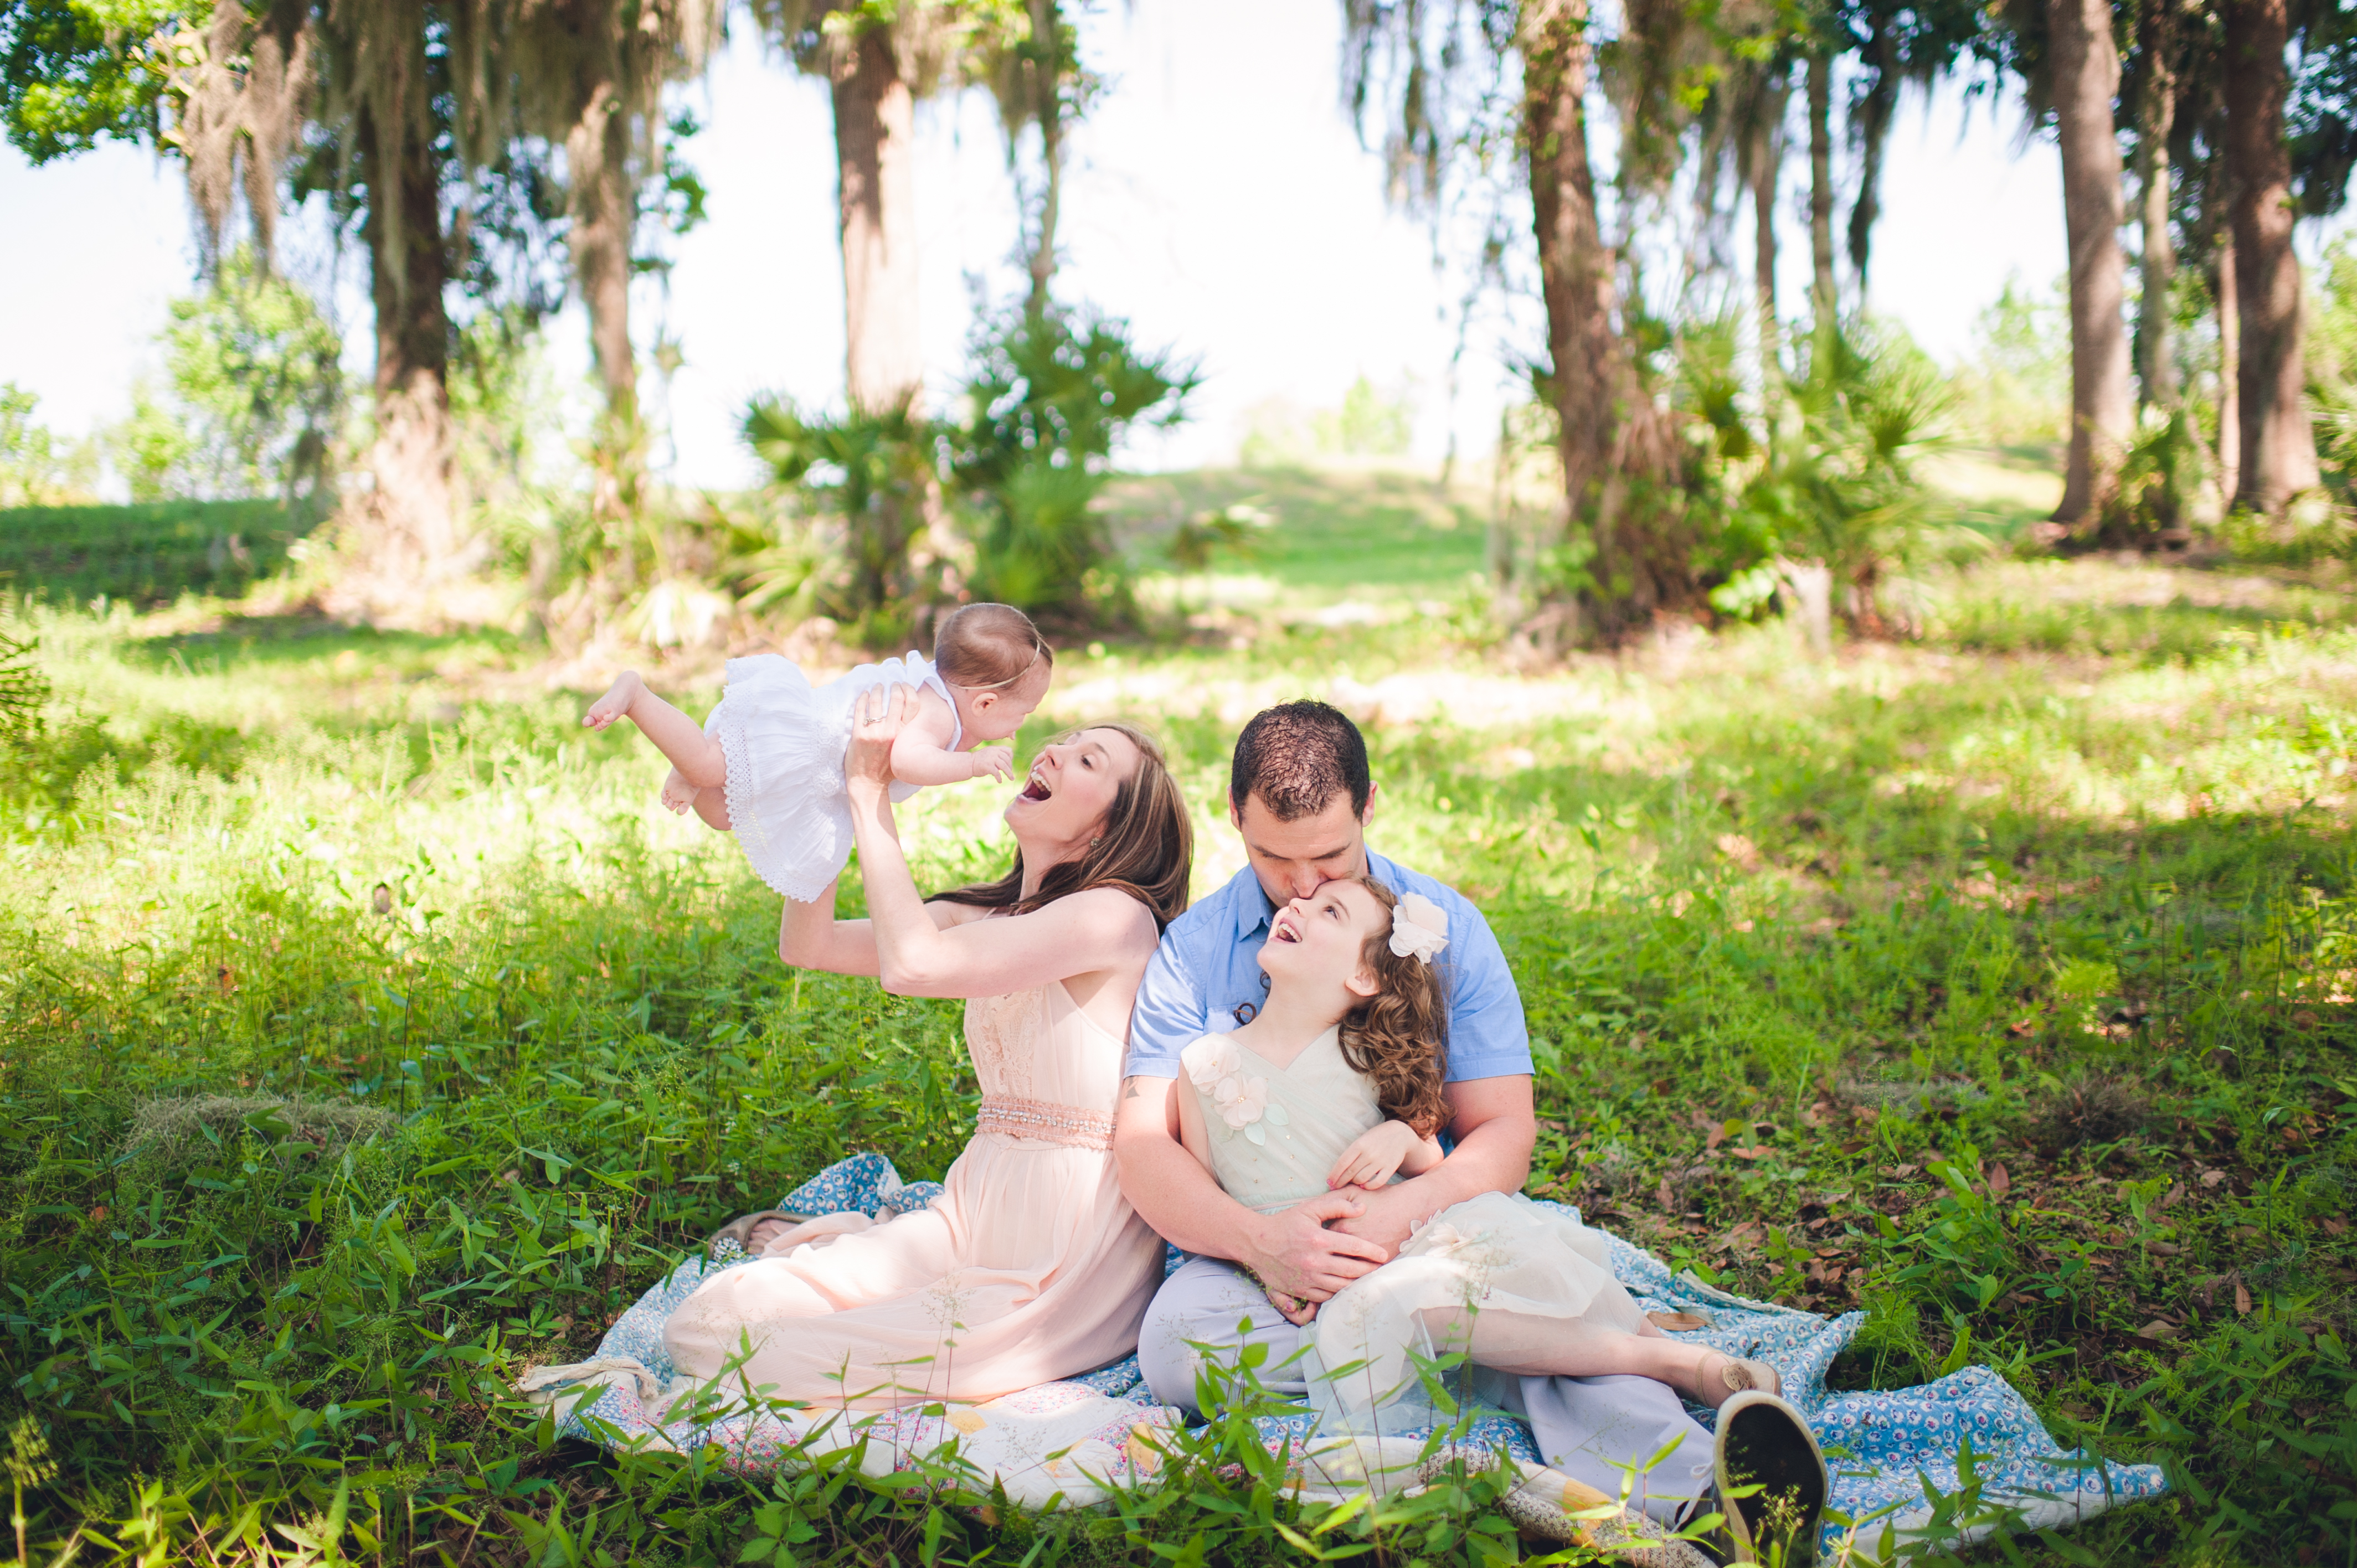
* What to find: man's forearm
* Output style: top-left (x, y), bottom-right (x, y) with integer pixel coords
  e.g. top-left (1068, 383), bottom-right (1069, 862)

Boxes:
top-left (1390, 1113), bottom-right (1532, 1218)
top-left (1116, 1116), bottom-right (1273, 1260)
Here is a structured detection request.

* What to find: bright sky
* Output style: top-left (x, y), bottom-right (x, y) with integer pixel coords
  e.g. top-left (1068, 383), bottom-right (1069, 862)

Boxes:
top-left (0, 1), bottom-right (2082, 493)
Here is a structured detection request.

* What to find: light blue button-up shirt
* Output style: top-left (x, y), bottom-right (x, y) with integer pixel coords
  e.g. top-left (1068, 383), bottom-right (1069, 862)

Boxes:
top-left (1124, 850), bottom-right (1531, 1082)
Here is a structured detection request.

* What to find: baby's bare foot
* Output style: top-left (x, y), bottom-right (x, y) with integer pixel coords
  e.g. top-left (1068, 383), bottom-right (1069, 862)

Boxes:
top-left (583, 670), bottom-right (646, 730)
top-left (660, 767), bottom-right (698, 814)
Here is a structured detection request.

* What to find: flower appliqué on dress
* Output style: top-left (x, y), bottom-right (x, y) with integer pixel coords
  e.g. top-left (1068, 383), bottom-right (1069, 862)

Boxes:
top-left (1184, 1037), bottom-right (1290, 1145)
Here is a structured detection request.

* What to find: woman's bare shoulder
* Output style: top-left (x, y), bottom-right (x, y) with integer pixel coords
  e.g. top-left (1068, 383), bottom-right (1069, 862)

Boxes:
top-left (1056, 885), bottom-right (1162, 937)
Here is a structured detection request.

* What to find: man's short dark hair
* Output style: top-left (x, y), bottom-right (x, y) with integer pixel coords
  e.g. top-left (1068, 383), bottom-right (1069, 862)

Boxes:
top-left (1230, 700), bottom-right (1371, 821)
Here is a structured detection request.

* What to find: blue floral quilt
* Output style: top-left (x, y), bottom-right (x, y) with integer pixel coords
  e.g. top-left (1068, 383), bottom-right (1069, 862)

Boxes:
top-left (545, 1153), bottom-right (2166, 1559)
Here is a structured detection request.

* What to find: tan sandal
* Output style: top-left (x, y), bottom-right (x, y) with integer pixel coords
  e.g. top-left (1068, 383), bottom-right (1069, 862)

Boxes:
top-left (1702, 1352), bottom-right (1783, 1407)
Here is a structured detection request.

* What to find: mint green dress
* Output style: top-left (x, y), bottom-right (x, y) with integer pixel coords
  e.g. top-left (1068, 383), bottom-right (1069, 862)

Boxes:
top-left (1180, 1028), bottom-right (1653, 1438)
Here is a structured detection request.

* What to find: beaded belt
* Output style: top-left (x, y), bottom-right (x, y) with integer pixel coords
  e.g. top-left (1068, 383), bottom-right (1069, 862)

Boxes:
top-left (975, 1095), bottom-right (1115, 1151)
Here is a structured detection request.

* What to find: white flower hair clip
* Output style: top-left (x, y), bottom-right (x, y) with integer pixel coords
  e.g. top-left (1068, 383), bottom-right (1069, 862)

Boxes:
top-left (1388, 891), bottom-right (1450, 963)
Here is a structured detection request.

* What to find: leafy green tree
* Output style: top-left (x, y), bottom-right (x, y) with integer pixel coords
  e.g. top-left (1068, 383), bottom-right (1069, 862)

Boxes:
top-left (743, 398), bottom-right (940, 648)
top-left (109, 245), bottom-right (344, 509)
top-left (0, 384), bottom-right (97, 508)
top-left (948, 304), bottom-right (1193, 620)
top-left (0, 0), bottom-right (176, 161)
top-left (1345, 0), bottom-right (1697, 643)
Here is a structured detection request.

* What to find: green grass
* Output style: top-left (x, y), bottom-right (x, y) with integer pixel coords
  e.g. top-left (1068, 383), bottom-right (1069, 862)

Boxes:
top-left (0, 500), bottom-right (313, 608)
top-left (0, 506), bottom-right (2353, 1565)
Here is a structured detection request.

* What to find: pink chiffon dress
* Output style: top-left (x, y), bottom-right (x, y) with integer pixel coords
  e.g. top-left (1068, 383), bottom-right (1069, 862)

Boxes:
top-left (662, 981), bottom-right (1163, 1412)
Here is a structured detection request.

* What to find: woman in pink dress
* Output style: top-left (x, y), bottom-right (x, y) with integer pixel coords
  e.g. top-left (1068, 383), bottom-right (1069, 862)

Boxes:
top-left (662, 685), bottom-right (1193, 1413)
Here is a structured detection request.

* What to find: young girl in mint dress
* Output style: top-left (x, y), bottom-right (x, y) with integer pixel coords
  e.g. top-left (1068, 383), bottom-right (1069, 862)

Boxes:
top-left (1173, 876), bottom-right (1828, 1561)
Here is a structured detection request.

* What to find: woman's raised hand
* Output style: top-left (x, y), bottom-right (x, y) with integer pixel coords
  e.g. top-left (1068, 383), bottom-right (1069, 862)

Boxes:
top-left (846, 683), bottom-right (917, 795)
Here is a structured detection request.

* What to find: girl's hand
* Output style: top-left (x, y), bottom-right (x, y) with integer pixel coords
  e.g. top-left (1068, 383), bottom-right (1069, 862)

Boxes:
top-left (847, 684), bottom-right (915, 796)
top-left (1327, 1120), bottom-right (1435, 1192)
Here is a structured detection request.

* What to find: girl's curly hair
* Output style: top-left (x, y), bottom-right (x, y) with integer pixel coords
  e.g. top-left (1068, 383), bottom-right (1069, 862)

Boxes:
top-left (1337, 877), bottom-right (1452, 1138)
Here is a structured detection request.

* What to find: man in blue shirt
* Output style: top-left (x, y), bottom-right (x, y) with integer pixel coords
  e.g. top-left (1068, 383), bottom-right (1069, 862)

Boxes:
top-left (1112, 700), bottom-right (1538, 1406)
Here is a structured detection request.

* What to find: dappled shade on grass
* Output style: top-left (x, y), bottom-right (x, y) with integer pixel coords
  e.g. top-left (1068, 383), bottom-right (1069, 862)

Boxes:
top-left (1, 546), bottom-right (2354, 1564)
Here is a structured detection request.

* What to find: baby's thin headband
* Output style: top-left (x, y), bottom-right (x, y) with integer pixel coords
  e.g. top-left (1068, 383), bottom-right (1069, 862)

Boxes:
top-left (946, 637), bottom-right (1049, 692)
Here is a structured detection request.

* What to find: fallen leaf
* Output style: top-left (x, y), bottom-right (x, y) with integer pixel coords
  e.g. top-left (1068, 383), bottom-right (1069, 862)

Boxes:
top-left (1840, 1139), bottom-right (1869, 1154)
top-left (2200, 1169), bottom-right (2227, 1189)
top-left (2144, 1240), bottom-right (2181, 1256)
top-left (1731, 1144), bottom-right (1773, 1160)
top-left (2160, 1183), bottom-right (2186, 1209)
top-left (1647, 1311), bottom-right (1712, 1332)
top-left (1987, 1163), bottom-right (2011, 1197)
top-left (1656, 1179), bottom-right (1676, 1213)
top-left (88, 1205), bottom-right (109, 1223)
top-left (1706, 1122), bottom-right (1730, 1152)
top-left (2235, 1280), bottom-right (2252, 1315)
top-left (2136, 1319), bottom-right (2180, 1341)
top-left (2325, 1218), bottom-right (2349, 1236)
top-left (1887, 1164), bottom-right (1919, 1179)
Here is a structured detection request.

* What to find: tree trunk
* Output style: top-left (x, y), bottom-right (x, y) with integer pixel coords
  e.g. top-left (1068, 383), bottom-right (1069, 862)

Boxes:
top-left (1807, 51), bottom-right (1835, 354)
top-left (832, 24), bottom-right (924, 414)
top-left (2047, 0), bottom-right (2135, 524)
top-left (2222, 0), bottom-right (2320, 513)
top-left (572, 89), bottom-right (635, 431)
top-left (1023, 0), bottom-right (1063, 323)
top-left (568, 77), bottom-right (641, 531)
top-left (2216, 240), bottom-right (2241, 494)
top-left (1846, 49), bottom-right (1897, 292)
top-left (1746, 68), bottom-right (1785, 374)
top-left (1520, 0), bottom-right (1687, 642)
top-left (2136, 0), bottom-right (2178, 409)
top-left (355, 60), bottom-right (455, 582)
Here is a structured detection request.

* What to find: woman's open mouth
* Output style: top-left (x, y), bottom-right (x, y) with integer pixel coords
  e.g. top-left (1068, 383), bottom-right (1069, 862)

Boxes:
top-left (1270, 912), bottom-right (1301, 943)
top-left (1020, 768), bottom-right (1053, 802)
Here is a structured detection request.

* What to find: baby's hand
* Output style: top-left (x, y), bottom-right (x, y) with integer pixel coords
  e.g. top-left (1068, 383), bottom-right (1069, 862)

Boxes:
top-left (1327, 1120), bottom-right (1433, 1192)
top-left (969, 744), bottom-right (1015, 783)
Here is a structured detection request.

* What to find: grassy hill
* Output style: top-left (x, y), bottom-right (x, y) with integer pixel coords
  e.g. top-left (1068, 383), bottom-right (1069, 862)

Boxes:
top-left (0, 498), bottom-right (311, 606)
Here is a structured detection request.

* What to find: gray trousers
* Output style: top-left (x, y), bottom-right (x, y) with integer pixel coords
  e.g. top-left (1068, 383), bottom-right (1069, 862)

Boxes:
top-left (1137, 1255), bottom-right (1713, 1524)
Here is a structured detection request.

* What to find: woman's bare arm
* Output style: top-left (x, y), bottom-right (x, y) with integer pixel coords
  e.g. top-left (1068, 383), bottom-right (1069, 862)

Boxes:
top-left (843, 685), bottom-right (1158, 997)
top-left (776, 876), bottom-right (967, 977)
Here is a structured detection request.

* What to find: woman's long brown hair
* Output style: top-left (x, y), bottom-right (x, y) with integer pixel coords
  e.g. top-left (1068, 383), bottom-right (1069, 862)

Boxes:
top-left (930, 722), bottom-right (1193, 930)
top-left (1338, 878), bottom-right (1452, 1137)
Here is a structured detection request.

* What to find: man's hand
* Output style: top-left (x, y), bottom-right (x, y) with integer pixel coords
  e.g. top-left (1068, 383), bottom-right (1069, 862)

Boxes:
top-left (1243, 1191), bottom-right (1390, 1302)
top-left (1326, 1179), bottom-right (1430, 1257)
top-left (1327, 1074), bottom-right (1538, 1257)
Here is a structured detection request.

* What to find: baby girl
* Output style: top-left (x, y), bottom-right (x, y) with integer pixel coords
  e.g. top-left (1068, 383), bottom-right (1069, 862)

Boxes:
top-left (584, 602), bottom-right (1053, 902)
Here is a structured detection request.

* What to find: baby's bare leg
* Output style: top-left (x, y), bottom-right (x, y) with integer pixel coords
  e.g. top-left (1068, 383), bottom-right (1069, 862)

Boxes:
top-left (688, 783), bottom-right (732, 831)
top-left (583, 670), bottom-right (727, 789)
